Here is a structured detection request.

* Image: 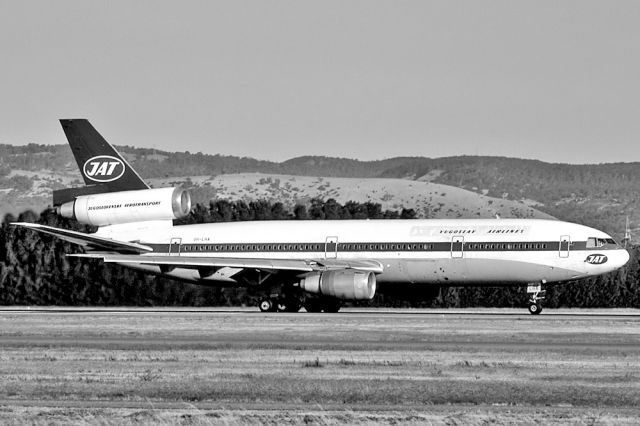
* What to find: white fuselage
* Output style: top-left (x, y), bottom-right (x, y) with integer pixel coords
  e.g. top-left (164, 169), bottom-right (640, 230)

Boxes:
top-left (100, 218), bottom-right (630, 287)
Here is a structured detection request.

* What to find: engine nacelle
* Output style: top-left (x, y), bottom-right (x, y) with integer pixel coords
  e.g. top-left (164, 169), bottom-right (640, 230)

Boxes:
top-left (299, 270), bottom-right (376, 300)
top-left (58, 187), bottom-right (191, 226)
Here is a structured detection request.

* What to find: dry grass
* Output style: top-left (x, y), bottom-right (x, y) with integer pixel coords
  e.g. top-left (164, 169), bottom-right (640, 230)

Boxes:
top-left (1, 406), bottom-right (640, 426)
top-left (0, 308), bottom-right (639, 424)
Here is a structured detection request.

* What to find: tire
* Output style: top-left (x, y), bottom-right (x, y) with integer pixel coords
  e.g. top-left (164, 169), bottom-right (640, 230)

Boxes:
top-left (276, 300), bottom-right (288, 312)
top-left (528, 303), bottom-right (542, 315)
top-left (304, 299), bottom-right (322, 313)
top-left (259, 298), bottom-right (274, 312)
top-left (286, 299), bottom-right (302, 313)
top-left (322, 299), bottom-right (341, 313)
top-left (277, 297), bottom-right (302, 313)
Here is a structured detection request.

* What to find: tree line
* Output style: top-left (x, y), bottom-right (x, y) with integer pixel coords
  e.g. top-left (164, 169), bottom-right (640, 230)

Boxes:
top-left (0, 199), bottom-right (638, 308)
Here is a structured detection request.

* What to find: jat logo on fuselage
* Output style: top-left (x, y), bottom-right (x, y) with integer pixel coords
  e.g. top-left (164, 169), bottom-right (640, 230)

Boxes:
top-left (83, 155), bottom-right (125, 183)
top-left (585, 254), bottom-right (608, 265)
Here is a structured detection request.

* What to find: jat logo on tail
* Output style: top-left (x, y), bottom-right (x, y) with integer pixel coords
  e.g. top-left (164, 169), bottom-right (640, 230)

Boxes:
top-left (585, 254), bottom-right (608, 265)
top-left (83, 155), bottom-right (125, 183)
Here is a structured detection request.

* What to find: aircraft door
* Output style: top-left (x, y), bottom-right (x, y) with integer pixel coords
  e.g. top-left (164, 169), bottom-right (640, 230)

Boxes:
top-left (325, 236), bottom-right (338, 259)
top-left (451, 236), bottom-right (464, 258)
top-left (559, 235), bottom-right (570, 258)
top-left (169, 238), bottom-right (182, 256)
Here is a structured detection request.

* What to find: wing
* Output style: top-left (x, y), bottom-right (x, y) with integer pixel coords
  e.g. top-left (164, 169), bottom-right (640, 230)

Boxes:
top-left (70, 253), bottom-right (384, 273)
top-left (12, 222), bottom-right (152, 254)
top-left (13, 222), bottom-right (384, 274)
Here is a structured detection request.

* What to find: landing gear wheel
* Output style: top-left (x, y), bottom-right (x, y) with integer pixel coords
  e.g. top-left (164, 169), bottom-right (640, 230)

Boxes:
top-left (526, 283), bottom-right (546, 315)
top-left (304, 298), bottom-right (322, 313)
top-left (277, 298), bottom-right (302, 313)
top-left (528, 303), bottom-right (542, 315)
top-left (322, 299), bottom-right (341, 313)
top-left (259, 298), bottom-right (275, 312)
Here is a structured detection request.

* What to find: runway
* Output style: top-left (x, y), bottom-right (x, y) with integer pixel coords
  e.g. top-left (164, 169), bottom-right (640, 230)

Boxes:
top-left (0, 307), bottom-right (639, 352)
top-left (0, 308), bottom-right (639, 424)
top-left (2, 306), bottom-right (639, 316)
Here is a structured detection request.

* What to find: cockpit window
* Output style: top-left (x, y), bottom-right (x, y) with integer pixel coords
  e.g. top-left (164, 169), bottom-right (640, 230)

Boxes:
top-left (587, 237), bottom-right (616, 248)
top-left (586, 238), bottom-right (606, 248)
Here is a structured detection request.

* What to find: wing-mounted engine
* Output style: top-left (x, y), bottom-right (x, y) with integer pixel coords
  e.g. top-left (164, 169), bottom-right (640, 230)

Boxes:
top-left (58, 187), bottom-right (191, 226)
top-left (299, 270), bottom-right (376, 300)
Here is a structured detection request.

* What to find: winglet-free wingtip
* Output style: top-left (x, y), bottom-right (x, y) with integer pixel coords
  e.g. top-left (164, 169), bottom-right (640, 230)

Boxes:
top-left (10, 222), bottom-right (39, 228)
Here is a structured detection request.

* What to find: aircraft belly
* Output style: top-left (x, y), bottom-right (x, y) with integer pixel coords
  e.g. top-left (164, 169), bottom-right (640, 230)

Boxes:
top-left (376, 257), bottom-right (578, 285)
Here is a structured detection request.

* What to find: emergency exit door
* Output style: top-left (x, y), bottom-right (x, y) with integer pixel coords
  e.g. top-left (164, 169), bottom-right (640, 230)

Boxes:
top-left (325, 236), bottom-right (338, 259)
top-left (169, 238), bottom-right (182, 256)
top-left (451, 236), bottom-right (464, 258)
top-left (559, 235), bottom-right (570, 258)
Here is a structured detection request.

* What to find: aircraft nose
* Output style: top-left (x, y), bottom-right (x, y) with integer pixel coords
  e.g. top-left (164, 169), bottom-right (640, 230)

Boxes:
top-left (611, 249), bottom-right (631, 270)
top-left (620, 249), bottom-right (630, 267)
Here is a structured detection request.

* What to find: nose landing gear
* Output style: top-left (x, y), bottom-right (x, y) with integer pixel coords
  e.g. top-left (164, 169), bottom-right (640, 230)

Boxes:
top-left (526, 283), bottom-right (546, 315)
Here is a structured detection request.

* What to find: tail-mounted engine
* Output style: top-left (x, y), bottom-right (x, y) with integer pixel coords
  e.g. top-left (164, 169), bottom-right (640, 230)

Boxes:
top-left (58, 187), bottom-right (191, 226)
top-left (299, 270), bottom-right (377, 300)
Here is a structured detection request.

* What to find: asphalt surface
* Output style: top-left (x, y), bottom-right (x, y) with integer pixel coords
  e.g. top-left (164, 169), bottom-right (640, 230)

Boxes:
top-left (0, 307), bottom-right (638, 351)
top-left (1, 306), bottom-right (639, 316)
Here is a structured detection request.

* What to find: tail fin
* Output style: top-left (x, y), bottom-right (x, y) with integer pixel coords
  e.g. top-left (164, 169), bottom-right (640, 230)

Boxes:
top-left (53, 119), bottom-right (149, 205)
top-left (61, 119), bottom-right (149, 189)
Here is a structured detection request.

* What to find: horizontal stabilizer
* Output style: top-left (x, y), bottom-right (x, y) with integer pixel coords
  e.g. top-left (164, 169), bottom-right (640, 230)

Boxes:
top-left (11, 222), bottom-right (153, 254)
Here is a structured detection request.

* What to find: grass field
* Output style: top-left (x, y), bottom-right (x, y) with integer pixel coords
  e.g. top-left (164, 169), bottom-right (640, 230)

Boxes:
top-left (0, 308), bottom-right (639, 425)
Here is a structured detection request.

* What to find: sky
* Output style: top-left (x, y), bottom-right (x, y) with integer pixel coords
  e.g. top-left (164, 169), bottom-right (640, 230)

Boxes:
top-left (0, 0), bottom-right (639, 164)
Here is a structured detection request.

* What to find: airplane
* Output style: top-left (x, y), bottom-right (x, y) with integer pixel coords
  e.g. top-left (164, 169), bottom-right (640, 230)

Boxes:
top-left (12, 119), bottom-right (630, 314)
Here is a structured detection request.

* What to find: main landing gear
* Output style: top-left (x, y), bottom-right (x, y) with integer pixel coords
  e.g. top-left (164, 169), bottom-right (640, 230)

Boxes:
top-left (303, 297), bottom-right (341, 313)
top-left (526, 282), bottom-right (546, 315)
top-left (258, 295), bottom-right (302, 313)
top-left (258, 295), bottom-right (341, 313)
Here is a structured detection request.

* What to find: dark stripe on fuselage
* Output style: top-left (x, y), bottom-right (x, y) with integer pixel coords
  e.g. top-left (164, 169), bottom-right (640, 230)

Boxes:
top-left (147, 240), bottom-right (619, 254)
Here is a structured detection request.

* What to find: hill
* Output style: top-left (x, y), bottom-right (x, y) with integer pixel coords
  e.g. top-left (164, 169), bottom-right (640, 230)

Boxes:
top-left (151, 173), bottom-right (548, 220)
top-left (0, 143), bottom-right (637, 241)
